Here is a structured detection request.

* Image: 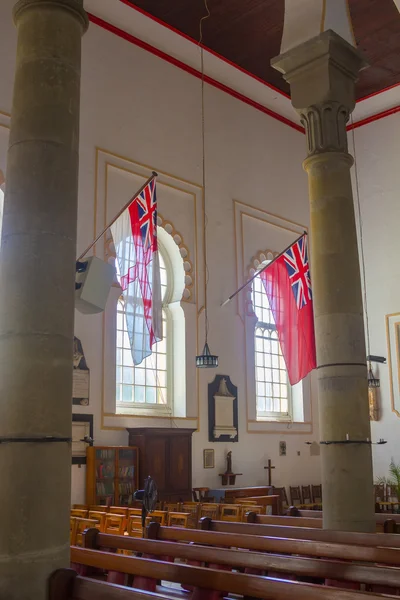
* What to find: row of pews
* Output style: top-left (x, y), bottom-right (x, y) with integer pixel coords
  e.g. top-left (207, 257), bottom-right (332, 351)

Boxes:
top-left (53, 511), bottom-right (400, 600)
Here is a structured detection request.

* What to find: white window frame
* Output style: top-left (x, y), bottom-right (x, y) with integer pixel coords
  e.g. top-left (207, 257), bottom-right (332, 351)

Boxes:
top-left (252, 266), bottom-right (293, 422)
top-left (114, 226), bottom-right (186, 418)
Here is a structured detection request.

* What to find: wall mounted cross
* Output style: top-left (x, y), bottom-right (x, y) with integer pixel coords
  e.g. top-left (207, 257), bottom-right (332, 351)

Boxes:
top-left (264, 458), bottom-right (276, 486)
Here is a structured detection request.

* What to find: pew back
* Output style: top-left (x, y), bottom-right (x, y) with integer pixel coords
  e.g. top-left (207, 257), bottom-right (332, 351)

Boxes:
top-left (49, 569), bottom-right (173, 600)
top-left (207, 517), bottom-right (400, 547)
top-left (82, 528), bottom-right (400, 589)
top-left (147, 523), bottom-right (400, 564)
top-left (70, 546), bottom-right (389, 600)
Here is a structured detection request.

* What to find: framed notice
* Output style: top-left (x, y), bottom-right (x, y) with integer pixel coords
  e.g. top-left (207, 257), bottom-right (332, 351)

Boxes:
top-left (72, 414), bottom-right (93, 465)
top-left (203, 448), bottom-right (215, 469)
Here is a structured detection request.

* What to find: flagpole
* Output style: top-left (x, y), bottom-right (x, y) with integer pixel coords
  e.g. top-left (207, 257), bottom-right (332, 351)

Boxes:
top-left (77, 171), bottom-right (158, 261)
top-left (220, 231), bottom-right (307, 308)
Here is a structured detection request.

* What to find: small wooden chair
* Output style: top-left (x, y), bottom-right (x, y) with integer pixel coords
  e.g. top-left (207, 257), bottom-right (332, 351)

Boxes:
top-left (167, 512), bottom-right (190, 527)
top-left (128, 508), bottom-right (142, 518)
top-left (301, 485), bottom-right (315, 508)
top-left (104, 513), bottom-right (125, 535)
top-left (272, 486), bottom-right (289, 510)
top-left (289, 486), bottom-right (303, 507)
top-left (74, 518), bottom-right (98, 546)
top-left (164, 503), bottom-right (180, 513)
top-left (181, 503), bottom-right (200, 528)
top-left (311, 484), bottom-right (322, 507)
top-left (126, 515), bottom-right (143, 537)
top-left (109, 506), bottom-right (128, 517)
top-left (70, 509), bottom-right (88, 519)
top-left (146, 510), bottom-right (168, 526)
top-left (199, 503), bottom-right (220, 520)
top-left (109, 506), bottom-right (128, 529)
top-left (72, 504), bottom-right (89, 511)
top-left (89, 505), bottom-right (109, 513)
top-left (220, 504), bottom-right (241, 522)
top-left (88, 510), bottom-right (107, 532)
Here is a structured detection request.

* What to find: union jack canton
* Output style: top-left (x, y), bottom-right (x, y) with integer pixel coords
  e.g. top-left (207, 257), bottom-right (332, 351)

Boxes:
top-left (283, 236), bottom-right (312, 310)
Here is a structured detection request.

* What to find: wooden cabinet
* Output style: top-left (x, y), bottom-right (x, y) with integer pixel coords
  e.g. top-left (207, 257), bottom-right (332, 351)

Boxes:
top-left (86, 446), bottom-right (139, 506)
top-left (127, 428), bottom-right (195, 502)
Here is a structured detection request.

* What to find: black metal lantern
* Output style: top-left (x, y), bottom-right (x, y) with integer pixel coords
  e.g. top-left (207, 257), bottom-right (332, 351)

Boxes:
top-left (367, 363), bottom-right (380, 389)
top-left (196, 342), bottom-right (218, 369)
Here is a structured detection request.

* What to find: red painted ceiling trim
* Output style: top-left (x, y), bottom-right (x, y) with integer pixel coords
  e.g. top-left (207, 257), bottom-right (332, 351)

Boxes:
top-left (347, 105), bottom-right (400, 130)
top-left (356, 81), bottom-right (400, 103)
top-left (87, 13), bottom-right (304, 134)
top-left (118, 0), bottom-right (290, 100)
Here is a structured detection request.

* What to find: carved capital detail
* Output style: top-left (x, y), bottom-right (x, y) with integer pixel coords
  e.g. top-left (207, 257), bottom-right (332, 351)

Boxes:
top-left (13, 0), bottom-right (89, 31)
top-left (299, 102), bottom-right (350, 157)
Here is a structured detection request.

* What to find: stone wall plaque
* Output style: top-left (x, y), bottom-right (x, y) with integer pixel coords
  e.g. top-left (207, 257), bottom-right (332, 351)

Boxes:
top-left (73, 336), bottom-right (90, 406)
top-left (208, 375), bottom-right (238, 442)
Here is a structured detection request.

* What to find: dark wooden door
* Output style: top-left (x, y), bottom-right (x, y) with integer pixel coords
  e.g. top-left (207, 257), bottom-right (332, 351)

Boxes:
top-left (145, 436), bottom-right (167, 492)
top-left (169, 434), bottom-right (191, 494)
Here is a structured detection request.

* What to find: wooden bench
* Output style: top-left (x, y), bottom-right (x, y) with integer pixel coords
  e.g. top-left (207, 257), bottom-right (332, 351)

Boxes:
top-left (49, 568), bottom-right (174, 600)
top-left (146, 522), bottom-right (400, 564)
top-left (244, 513), bottom-right (324, 528)
top-left (81, 527), bottom-right (400, 590)
top-left (245, 507), bottom-right (400, 546)
top-left (207, 516), bottom-right (400, 547)
top-left (286, 508), bottom-right (400, 530)
top-left (70, 546), bottom-right (391, 600)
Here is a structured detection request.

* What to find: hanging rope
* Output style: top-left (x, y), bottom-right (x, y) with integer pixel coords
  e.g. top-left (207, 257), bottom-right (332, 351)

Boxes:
top-left (350, 116), bottom-right (371, 358)
top-left (199, 0), bottom-right (211, 344)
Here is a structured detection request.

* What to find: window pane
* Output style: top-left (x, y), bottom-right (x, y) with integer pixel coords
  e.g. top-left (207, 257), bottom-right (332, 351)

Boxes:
top-left (116, 246), bottom-right (169, 408)
top-left (252, 268), bottom-right (290, 419)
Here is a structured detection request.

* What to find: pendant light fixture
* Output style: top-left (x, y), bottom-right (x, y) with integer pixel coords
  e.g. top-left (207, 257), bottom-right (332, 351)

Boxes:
top-left (196, 1), bottom-right (218, 369)
top-left (367, 363), bottom-right (380, 389)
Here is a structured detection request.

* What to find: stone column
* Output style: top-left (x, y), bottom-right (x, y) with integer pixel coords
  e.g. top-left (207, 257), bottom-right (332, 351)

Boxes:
top-left (272, 30), bottom-right (375, 532)
top-left (0, 1), bottom-right (88, 598)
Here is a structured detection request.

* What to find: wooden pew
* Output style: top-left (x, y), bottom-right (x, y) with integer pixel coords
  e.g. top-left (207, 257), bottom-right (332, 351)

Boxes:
top-left (206, 516), bottom-right (400, 548)
top-left (70, 546), bottom-right (391, 600)
top-left (243, 513), bottom-right (323, 527)
top-left (81, 527), bottom-right (400, 590)
top-left (49, 568), bottom-right (174, 600)
top-left (241, 507), bottom-right (400, 547)
top-left (237, 494), bottom-right (280, 514)
top-left (146, 522), bottom-right (400, 564)
top-left (286, 508), bottom-right (400, 528)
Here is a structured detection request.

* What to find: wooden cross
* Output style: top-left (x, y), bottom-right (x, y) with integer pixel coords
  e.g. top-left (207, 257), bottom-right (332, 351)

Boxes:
top-left (264, 459), bottom-right (275, 486)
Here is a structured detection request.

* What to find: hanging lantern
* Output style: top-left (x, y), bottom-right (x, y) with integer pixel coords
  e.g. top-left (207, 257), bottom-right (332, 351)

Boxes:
top-left (196, 342), bottom-right (218, 369)
top-left (368, 362), bottom-right (379, 421)
top-left (367, 363), bottom-right (380, 388)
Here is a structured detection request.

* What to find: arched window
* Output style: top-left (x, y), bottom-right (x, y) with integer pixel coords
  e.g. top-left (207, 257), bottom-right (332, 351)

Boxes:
top-left (116, 243), bottom-right (171, 411)
top-left (252, 265), bottom-right (291, 420)
top-left (113, 225), bottom-right (186, 417)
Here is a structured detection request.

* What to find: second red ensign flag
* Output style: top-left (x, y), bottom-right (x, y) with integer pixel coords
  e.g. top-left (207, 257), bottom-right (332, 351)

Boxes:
top-left (260, 234), bottom-right (316, 385)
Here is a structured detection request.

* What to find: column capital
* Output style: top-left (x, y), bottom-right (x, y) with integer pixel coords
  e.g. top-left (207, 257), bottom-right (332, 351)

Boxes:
top-left (271, 29), bottom-right (367, 112)
top-left (272, 30), bottom-right (367, 157)
top-left (13, 0), bottom-right (88, 31)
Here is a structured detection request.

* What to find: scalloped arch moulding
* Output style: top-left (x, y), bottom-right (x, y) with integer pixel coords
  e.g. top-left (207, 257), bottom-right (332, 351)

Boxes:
top-left (245, 248), bottom-right (278, 317)
top-left (104, 213), bottom-right (194, 302)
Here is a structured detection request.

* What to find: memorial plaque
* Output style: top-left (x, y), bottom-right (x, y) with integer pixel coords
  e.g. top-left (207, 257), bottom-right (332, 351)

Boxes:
top-left (73, 336), bottom-right (90, 406)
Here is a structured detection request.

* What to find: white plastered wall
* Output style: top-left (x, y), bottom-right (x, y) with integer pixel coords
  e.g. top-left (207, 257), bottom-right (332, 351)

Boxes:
top-left (348, 117), bottom-right (400, 482)
top-left (0, 0), bottom-right (322, 504)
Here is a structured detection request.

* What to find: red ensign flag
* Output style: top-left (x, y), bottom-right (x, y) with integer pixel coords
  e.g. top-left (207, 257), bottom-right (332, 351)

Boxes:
top-left (260, 234), bottom-right (316, 385)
